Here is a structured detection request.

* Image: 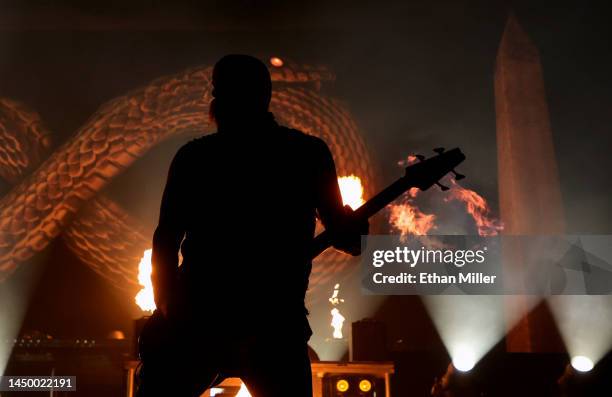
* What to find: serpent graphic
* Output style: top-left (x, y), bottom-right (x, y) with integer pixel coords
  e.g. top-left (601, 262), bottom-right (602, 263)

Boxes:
top-left (0, 59), bottom-right (377, 299)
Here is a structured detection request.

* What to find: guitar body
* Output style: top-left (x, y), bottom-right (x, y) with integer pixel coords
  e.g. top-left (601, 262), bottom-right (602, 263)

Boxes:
top-left (137, 307), bottom-right (224, 396)
top-left (138, 309), bottom-right (173, 363)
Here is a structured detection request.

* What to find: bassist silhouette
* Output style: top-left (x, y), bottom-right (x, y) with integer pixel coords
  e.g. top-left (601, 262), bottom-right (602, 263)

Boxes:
top-left (137, 54), bottom-right (368, 397)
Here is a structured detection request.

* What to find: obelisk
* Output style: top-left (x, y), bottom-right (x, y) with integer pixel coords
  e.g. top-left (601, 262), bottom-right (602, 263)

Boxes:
top-left (495, 14), bottom-right (565, 352)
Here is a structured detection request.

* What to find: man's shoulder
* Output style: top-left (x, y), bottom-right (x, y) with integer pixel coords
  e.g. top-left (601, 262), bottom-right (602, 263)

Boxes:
top-left (176, 129), bottom-right (330, 156)
top-left (189, 133), bottom-right (222, 147)
top-left (279, 127), bottom-right (329, 153)
top-left (169, 134), bottom-right (220, 165)
top-left (182, 133), bottom-right (221, 151)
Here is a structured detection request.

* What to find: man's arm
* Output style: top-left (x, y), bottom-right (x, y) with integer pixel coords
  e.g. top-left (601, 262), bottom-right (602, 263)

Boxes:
top-left (151, 146), bottom-right (189, 314)
top-left (314, 138), bottom-right (368, 255)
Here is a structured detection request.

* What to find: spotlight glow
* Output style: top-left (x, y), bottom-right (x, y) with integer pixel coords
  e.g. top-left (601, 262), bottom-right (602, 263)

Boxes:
top-left (336, 379), bottom-right (349, 392)
top-left (359, 379), bottom-right (372, 392)
top-left (571, 356), bottom-right (594, 373)
top-left (452, 346), bottom-right (476, 372)
top-left (0, 260), bottom-right (45, 375)
top-left (423, 294), bottom-right (542, 376)
top-left (234, 382), bottom-right (252, 397)
top-left (549, 290), bottom-right (612, 368)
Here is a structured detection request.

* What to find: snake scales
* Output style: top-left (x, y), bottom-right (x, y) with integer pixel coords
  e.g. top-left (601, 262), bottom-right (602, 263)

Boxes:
top-left (0, 59), bottom-right (377, 299)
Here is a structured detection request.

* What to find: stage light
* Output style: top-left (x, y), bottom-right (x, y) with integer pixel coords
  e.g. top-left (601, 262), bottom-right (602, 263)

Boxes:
top-left (204, 379), bottom-right (252, 397)
top-left (451, 345), bottom-right (476, 372)
top-left (570, 355), bottom-right (594, 373)
top-left (549, 294), bottom-right (612, 369)
top-left (335, 379), bottom-right (349, 392)
top-left (209, 387), bottom-right (223, 396)
top-left (423, 294), bottom-right (542, 375)
top-left (269, 57), bottom-right (284, 67)
top-left (235, 382), bottom-right (252, 397)
top-left (320, 365), bottom-right (390, 397)
top-left (358, 379), bottom-right (372, 392)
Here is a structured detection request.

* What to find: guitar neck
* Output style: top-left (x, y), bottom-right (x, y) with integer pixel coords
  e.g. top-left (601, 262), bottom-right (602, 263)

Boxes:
top-left (310, 174), bottom-right (415, 259)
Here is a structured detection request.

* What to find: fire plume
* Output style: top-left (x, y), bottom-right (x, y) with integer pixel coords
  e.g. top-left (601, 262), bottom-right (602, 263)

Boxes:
top-left (398, 154), bottom-right (419, 167)
top-left (389, 202), bottom-right (437, 239)
top-left (388, 154), bottom-right (502, 238)
top-left (338, 175), bottom-right (365, 210)
top-left (329, 283), bottom-right (346, 339)
top-left (135, 249), bottom-right (156, 312)
top-left (445, 179), bottom-right (503, 236)
top-left (331, 308), bottom-right (346, 339)
top-left (389, 155), bottom-right (437, 239)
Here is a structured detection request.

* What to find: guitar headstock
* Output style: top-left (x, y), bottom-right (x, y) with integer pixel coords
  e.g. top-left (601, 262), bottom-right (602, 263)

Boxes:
top-left (404, 147), bottom-right (466, 191)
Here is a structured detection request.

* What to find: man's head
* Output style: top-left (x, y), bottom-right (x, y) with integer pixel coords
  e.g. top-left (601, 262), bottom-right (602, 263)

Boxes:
top-left (210, 54), bottom-right (272, 127)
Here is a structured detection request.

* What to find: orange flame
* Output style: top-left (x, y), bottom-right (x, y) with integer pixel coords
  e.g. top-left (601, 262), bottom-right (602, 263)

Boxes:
top-left (390, 155), bottom-right (436, 239)
top-left (389, 154), bottom-right (436, 240)
top-left (329, 283), bottom-right (346, 339)
top-left (338, 175), bottom-right (365, 210)
top-left (445, 179), bottom-right (503, 236)
top-left (331, 308), bottom-right (346, 339)
top-left (388, 154), bottom-right (502, 238)
top-left (135, 249), bottom-right (156, 312)
top-left (398, 154), bottom-right (419, 167)
top-left (388, 200), bottom-right (436, 240)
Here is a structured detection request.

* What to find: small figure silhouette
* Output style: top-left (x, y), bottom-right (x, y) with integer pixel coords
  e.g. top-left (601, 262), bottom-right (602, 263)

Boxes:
top-left (137, 54), bottom-right (367, 397)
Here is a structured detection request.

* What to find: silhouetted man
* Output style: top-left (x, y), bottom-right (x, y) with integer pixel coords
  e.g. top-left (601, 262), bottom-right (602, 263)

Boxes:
top-left (138, 54), bottom-right (367, 397)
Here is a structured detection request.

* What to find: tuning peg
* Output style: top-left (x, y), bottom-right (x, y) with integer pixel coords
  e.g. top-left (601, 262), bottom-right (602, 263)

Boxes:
top-left (452, 170), bottom-right (465, 180)
top-left (415, 154), bottom-right (425, 161)
top-left (433, 147), bottom-right (445, 154)
top-left (435, 182), bottom-right (450, 191)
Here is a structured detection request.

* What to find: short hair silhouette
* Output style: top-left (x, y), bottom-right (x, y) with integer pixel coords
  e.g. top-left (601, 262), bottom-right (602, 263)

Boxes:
top-left (210, 54), bottom-right (272, 124)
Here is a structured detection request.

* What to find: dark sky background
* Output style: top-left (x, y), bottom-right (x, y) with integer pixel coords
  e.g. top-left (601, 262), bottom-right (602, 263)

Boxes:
top-left (0, 0), bottom-right (610, 343)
